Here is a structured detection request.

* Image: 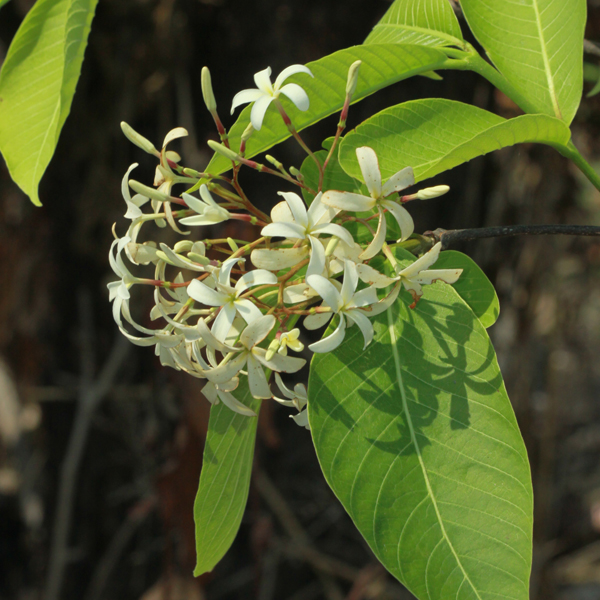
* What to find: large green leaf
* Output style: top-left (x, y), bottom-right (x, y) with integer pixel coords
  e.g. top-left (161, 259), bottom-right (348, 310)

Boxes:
top-left (198, 44), bottom-right (448, 183)
top-left (0, 0), bottom-right (98, 206)
top-left (460, 0), bottom-right (586, 124)
top-left (338, 98), bottom-right (571, 183)
top-left (194, 377), bottom-right (260, 576)
top-left (0, 0), bottom-right (12, 10)
top-left (308, 251), bottom-right (532, 599)
top-left (365, 0), bottom-right (464, 48)
top-left (433, 250), bottom-right (499, 328)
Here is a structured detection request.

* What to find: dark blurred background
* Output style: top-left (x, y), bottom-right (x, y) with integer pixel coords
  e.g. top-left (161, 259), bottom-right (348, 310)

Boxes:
top-left (3, 0), bottom-right (600, 598)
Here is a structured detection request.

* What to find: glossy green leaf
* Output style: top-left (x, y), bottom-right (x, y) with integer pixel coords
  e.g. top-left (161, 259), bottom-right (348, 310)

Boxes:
top-left (0, 0), bottom-right (12, 10)
top-left (197, 44), bottom-right (448, 185)
top-left (365, 0), bottom-right (464, 48)
top-left (0, 0), bottom-right (98, 205)
top-left (460, 0), bottom-right (586, 124)
top-left (338, 99), bottom-right (572, 184)
top-left (433, 250), bottom-right (499, 328)
top-left (308, 250), bottom-right (532, 599)
top-left (194, 377), bottom-right (260, 576)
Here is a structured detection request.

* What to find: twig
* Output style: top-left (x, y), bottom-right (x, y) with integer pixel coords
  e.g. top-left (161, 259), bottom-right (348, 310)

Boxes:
top-left (44, 291), bottom-right (130, 600)
top-left (429, 225), bottom-right (600, 250)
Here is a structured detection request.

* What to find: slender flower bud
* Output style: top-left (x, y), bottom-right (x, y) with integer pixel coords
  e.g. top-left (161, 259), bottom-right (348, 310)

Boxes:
top-left (345, 60), bottom-right (361, 97)
top-left (265, 338), bottom-right (281, 361)
top-left (417, 185), bottom-right (450, 200)
top-left (128, 179), bottom-right (170, 202)
top-left (241, 123), bottom-right (254, 142)
top-left (183, 167), bottom-right (203, 178)
top-left (265, 155), bottom-right (283, 170)
top-left (207, 140), bottom-right (240, 162)
top-left (120, 122), bottom-right (159, 156)
top-left (289, 166), bottom-right (303, 181)
top-left (227, 238), bottom-right (239, 252)
top-left (174, 240), bottom-right (194, 253)
top-left (201, 67), bottom-right (217, 114)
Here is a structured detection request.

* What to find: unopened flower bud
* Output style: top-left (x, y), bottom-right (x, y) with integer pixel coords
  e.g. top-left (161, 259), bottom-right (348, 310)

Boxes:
top-left (207, 140), bottom-right (240, 162)
top-left (265, 338), bottom-right (281, 361)
top-left (241, 123), bottom-right (254, 142)
top-left (345, 60), bottom-right (361, 97)
top-left (417, 185), bottom-right (450, 200)
top-left (121, 122), bottom-right (159, 156)
top-left (201, 67), bottom-right (217, 113)
top-left (265, 155), bottom-right (283, 170)
top-left (183, 168), bottom-right (203, 178)
top-left (289, 166), bottom-right (303, 181)
top-left (174, 240), bottom-right (194, 253)
top-left (227, 237), bottom-right (239, 252)
top-left (128, 180), bottom-right (170, 202)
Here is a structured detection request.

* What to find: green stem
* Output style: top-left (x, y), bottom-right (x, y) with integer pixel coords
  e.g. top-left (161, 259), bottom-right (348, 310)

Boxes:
top-left (558, 140), bottom-right (600, 191)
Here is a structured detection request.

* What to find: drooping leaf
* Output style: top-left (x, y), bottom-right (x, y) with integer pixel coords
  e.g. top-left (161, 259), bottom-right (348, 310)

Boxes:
top-left (0, 0), bottom-right (98, 206)
top-left (338, 98), bottom-right (571, 183)
top-left (195, 44), bottom-right (448, 186)
top-left (460, 0), bottom-right (586, 124)
top-left (308, 249), bottom-right (532, 599)
top-left (432, 249), bottom-right (499, 328)
top-left (194, 377), bottom-right (260, 576)
top-left (365, 0), bottom-right (464, 48)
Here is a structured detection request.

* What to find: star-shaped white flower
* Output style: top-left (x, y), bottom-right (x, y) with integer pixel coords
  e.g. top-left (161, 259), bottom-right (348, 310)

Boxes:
top-left (203, 380), bottom-right (257, 417)
top-left (179, 184), bottom-right (230, 226)
top-left (272, 373), bottom-right (309, 429)
top-left (231, 65), bottom-right (314, 130)
top-left (305, 260), bottom-right (379, 353)
top-left (252, 191), bottom-right (354, 277)
top-left (187, 257), bottom-right (277, 342)
top-left (322, 146), bottom-right (415, 260)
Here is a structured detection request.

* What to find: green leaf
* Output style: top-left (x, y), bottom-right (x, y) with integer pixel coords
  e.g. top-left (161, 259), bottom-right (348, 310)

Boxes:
top-left (460, 0), bottom-right (586, 124)
top-left (197, 44), bottom-right (448, 185)
top-left (0, 0), bottom-right (12, 10)
top-left (338, 98), bottom-right (572, 184)
top-left (0, 0), bottom-right (98, 206)
top-left (194, 377), bottom-right (260, 576)
top-left (433, 250), bottom-right (499, 328)
top-left (365, 0), bottom-right (464, 48)
top-left (308, 254), bottom-right (532, 599)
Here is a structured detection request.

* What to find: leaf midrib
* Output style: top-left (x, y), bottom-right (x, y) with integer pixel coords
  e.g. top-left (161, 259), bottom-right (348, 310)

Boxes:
top-left (531, 0), bottom-right (562, 119)
top-left (386, 307), bottom-right (483, 600)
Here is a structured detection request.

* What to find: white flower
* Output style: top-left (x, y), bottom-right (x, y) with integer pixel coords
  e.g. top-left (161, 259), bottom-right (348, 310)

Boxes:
top-left (179, 185), bottom-right (230, 226)
top-left (253, 192), bottom-right (354, 276)
top-left (199, 315), bottom-right (306, 399)
top-left (187, 257), bottom-right (277, 341)
top-left (278, 329), bottom-right (304, 355)
top-left (203, 381), bottom-right (257, 417)
top-left (230, 65), bottom-right (314, 130)
top-left (272, 373), bottom-right (309, 429)
top-left (121, 163), bottom-right (150, 220)
top-left (322, 146), bottom-right (415, 259)
top-left (305, 260), bottom-right (379, 353)
top-left (108, 235), bottom-right (141, 326)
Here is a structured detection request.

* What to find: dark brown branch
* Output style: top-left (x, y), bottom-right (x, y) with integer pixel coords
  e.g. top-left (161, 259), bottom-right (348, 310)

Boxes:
top-left (428, 225), bottom-right (600, 250)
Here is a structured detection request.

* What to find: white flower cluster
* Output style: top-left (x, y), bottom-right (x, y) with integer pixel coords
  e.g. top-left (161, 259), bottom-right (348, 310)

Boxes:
top-left (109, 63), bottom-right (462, 426)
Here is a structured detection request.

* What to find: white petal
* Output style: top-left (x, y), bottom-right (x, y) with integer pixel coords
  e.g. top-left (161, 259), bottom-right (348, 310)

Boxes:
top-left (274, 372), bottom-right (295, 400)
top-left (235, 269), bottom-right (278, 293)
top-left (182, 192), bottom-right (208, 214)
top-left (240, 315), bottom-right (276, 349)
top-left (321, 191), bottom-right (375, 212)
top-left (219, 257), bottom-right (241, 287)
top-left (179, 212), bottom-right (228, 226)
top-left (251, 246), bottom-right (308, 270)
top-left (273, 64), bottom-right (313, 89)
top-left (205, 353), bottom-right (247, 385)
top-left (356, 147), bottom-right (382, 198)
top-left (121, 163), bottom-right (139, 204)
top-left (411, 268), bottom-right (463, 286)
top-left (271, 200), bottom-right (294, 223)
top-left (340, 260), bottom-right (359, 307)
top-left (397, 242), bottom-right (442, 278)
top-left (234, 298), bottom-right (263, 324)
top-left (199, 184), bottom-right (219, 208)
top-left (250, 95), bottom-right (274, 131)
top-left (254, 349), bottom-right (305, 373)
top-left (162, 127), bottom-right (188, 149)
top-left (247, 355), bottom-right (272, 398)
top-left (159, 243), bottom-right (206, 272)
top-left (382, 166), bottom-right (415, 197)
top-left (197, 318), bottom-right (238, 353)
top-left (359, 208), bottom-right (387, 260)
top-left (356, 264), bottom-right (395, 288)
top-left (278, 191), bottom-right (309, 228)
top-left (306, 274), bottom-right (342, 312)
top-left (303, 311), bottom-right (333, 330)
top-left (217, 387), bottom-right (258, 416)
top-left (307, 192), bottom-right (338, 225)
top-left (278, 83), bottom-right (310, 111)
top-left (253, 66), bottom-right (273, 93)
top-left (283, 282), bottom-right (318, 305)
top-left (367, 283), bottom-right (401, 316)
top-left (307, 236), bottom-right (326, 277)
top-left (351, 287), bottom-right (379, 308)
top-left (311, 223), bottom-right (355, 248)
top-left (383, 200), bottom-right (414, 242)
top-left (261, 222), bottom-right (306, 240)
top-left (291, 410), bottom-right (310, 429)
top-left (345, 310), bottom-right (374, 349)
top-left (187, 279), bottom-right (229, 307)
top-left (231, 88), bottom-right (264, 113)
top-left (308, 316), bottom-right (346, 353)
top-left (211, 304), bottom-right (237, 342)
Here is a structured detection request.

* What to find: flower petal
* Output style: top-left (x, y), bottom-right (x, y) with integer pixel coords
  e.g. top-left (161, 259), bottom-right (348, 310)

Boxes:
top-left (356, 147), bottom-right (382, 198)
top-left (291, 410), bottom-right (310, 429)
top-left (251, 246), bottom-right (308, 270)
top-left (278, 83), bottom-right (310, 111)
top-left (162, 127), bottom-right (188, 149)
top-left (211, 303), bottom-right (237, 342)
top-left (253, 66), bottom-right (273, 93)
top-left (273, 64), bottom-right (313, 89)
top-left (397, 242), bottom-right (442, 278)
top-left (340, 260), bottom-right (359, 307)
top-left (231, 88), bottom-right (264, 113)
top-left (261, 222), bottom-right (306, 240)
top-left (240, 315), bottom-right (276, 349)
top-left (311, 222), bottom-right (355, 248)
top-left (271, 200), bottom-right (294, 223)
top-left (351, 287), bottom-right (379, 308)
top-left (307, 192), bottom-right (338, 225)
top-left (235, 269), bottom-right (278, 293)
top-left (306, 274), bottom-right (342, 312)
top-left (321, 191), bottom-right (375, 212)
top-left (345, 309), bottom-right (374, 349)
top-left (308, 316), bottom-right (346, 353)
top-left (283, 283), bottom-right (318, 305)
top-left (187, 279), bottom-right (229, 307)
top-left (247, 355), bottom-right (272, 398)
top-left (250, 95), bottom-right (274, 131)
top-left (254, 348), bottom-right (305, 373)
top-left (356, 264), bottom-right (395, 288)
top-left (359, 208), bottom-right (387, 260)
top-left (278, 191), bottom-right (309, 228)
top-left (411, 268), bottom-right (463, 286)
top-left (234, 298), bottom-right (263, 324)
top-left (307, 236), bottom-right (326, 277)
top-left (382, 199), bottom-right (414, 242)
top-left (216, 386), bottom-right (258, 416)
top-left (219, 256), bottom-right (241, 287)
top-left (382, 166), bottom-right (414, 197)
top-left (303, 311), bottom-right (333, 330)
top-left (205, 353), bottom-right (247, 385)
top-left (367, 283), bottom-right (401, 316)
